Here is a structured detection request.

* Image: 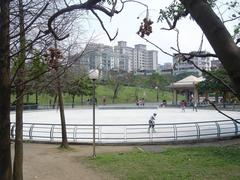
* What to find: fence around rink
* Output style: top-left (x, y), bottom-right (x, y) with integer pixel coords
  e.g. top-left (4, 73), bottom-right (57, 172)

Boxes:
top-left (10, 119), bottom-right (240, 144)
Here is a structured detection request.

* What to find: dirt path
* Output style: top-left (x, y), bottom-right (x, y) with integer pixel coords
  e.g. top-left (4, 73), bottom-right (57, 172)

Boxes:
top-left (18, 143), bottom-right (133, 180)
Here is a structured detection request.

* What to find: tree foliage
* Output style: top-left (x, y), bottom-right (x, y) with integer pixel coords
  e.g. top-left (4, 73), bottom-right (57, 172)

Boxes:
top-left (65, 75), bottom-right (92, 97)
top-left (197, 68), bottom-right (232, 93)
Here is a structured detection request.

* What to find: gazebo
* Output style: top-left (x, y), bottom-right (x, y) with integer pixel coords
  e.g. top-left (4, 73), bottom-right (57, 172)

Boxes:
top-left (169, 75), bottom-right (204, 105)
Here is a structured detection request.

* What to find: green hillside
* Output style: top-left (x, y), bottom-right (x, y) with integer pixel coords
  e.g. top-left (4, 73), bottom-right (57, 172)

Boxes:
top-left (14, 85), bottom-right (173, 106)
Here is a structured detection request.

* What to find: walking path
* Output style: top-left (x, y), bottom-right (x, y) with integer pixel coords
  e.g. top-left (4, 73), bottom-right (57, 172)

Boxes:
top-left (17, 138), bottom-right (240, 180)
top-left (20, 143), bottom-right (133, 180)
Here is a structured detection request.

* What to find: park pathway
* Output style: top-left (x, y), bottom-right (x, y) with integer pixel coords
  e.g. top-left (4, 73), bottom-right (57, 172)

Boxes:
top-left (18, 143), bottom-right (133, 180)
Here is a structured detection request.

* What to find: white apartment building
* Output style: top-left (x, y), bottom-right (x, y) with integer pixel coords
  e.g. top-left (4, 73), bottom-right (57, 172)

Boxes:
top-left (148, 50), bottom-right (158, 71)
top-left (71, 41), bottom-right (158, 77)
top-left (114, 41), bottom-right (134, 72)
top-left (173, 51), bottom-right (212, 76)
top-left (78, 43), bottom-right (115, 78)
top-left (159, 62), bottom-right (173, 75)
top-left (134, 44), bottom-right (147, 71)
top-left (114, 41), bottom-right (158, 73)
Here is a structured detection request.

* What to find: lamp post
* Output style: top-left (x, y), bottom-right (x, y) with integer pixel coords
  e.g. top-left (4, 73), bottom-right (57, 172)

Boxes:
top-left (89, 69), bottom-right (99, 158)
top-left (155, 86), bottom-right (159, 102)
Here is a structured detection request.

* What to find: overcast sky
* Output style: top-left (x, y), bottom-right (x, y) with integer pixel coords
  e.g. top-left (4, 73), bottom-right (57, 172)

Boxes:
top-left (78, 0), bottom-right (235, 64)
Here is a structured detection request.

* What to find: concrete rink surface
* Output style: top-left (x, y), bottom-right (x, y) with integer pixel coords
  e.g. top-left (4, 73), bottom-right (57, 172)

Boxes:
top-left (10, 107), bottom-right (240, 124)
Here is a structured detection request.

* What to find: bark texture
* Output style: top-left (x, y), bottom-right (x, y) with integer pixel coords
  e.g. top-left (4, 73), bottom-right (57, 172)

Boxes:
top-left (57, 76), bottom-right (69, 148)
top-left (0, 0), bottom-right (12, 180)
top-left (13, 0), bottom-right (25, 179)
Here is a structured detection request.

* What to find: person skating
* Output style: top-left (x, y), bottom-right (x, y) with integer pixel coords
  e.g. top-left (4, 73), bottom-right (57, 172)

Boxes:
top-left (148, 113), bottom-right (157, 133)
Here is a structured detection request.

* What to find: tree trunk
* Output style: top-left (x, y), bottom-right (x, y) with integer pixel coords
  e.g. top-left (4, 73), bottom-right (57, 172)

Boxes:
top-left (81, 95), bottom-right (83, 105)
top-left (0, 1), bottom-right (12, 180)
top-left (57, 76), bottom-right (69, 148)
top-left (112, 83), bottom-right (120, 103)
top-left (13, 0), bottom-right (25, 179)
top-left (204, 91), bottom-right (209, 100)
top-left (26, 94), bottom-right (29, 103)
top-left (135, 88), bottom-right (139, 101)
top-left (215, 92), bottom-right (219, 103)
top-left (53, 95), bottom-right (57, 109)
top-left (13, 86), bottom-right (24, 180)
top-left (53, 37), bottom-right (68, 148)
top-left (35, 91), bottom-right (38, 105)
top-left (180, 0), bottom-right (240, 98)
top-left (223, 91), bottom-right (227, 108)
top-left (72, 95), bottom-right (75, 108)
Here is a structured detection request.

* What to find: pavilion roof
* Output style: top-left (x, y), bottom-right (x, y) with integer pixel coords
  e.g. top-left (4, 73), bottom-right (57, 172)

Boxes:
top-left (170, 75), bottom-right (204, 89)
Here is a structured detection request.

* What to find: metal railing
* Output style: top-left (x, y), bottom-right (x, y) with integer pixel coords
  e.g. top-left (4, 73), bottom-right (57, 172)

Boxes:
top-left (10, 119), bottom-right (240, 144)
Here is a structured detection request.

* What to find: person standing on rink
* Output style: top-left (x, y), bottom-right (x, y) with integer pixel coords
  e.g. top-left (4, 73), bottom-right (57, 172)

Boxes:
top-left (148, 113), bottom-right (157, 133)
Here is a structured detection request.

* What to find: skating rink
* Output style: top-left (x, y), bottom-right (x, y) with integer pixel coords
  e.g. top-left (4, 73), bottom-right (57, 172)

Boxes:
top-left (10, 107), bottom-right (240, 143)
top-left (10, 107), bottom-right (240, 124)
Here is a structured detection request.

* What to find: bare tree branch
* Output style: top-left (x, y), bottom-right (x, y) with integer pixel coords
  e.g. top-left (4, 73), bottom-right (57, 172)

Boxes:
top-left (205, 99), bottom-right (240, 123)
top-left (175, 29), bottom-right (180, 52)
top-left (236, 38), bottom-right (240, 45)
top-left (93, 0), bottom-right (119, 15)
top-left (10, 2), bottom-right (50, 39)
top-left (63, 0), bottom-right (69, 7)
top-left (12, 42), bottom-right (89, 103)
top-left (223, 15), bottom-right (240, 23)
top-left (91, 9), bottom-right (118, 41)
top-left (139, 35), bottom-right (173, 57)
top-left (47, 0), bottom-right (110, 41)
top-left (48, 0), bottom-right (149, 41)
top-left (198, 34), bottom-right (204, 52)
top-left (171, 47), bottom-right (217, 58)
top-left (215, 3), bottom-right (224, 22)
top-left (117, 0), bottom-right (148, 15)
top-left (161, 10), bottom-right (189, 30)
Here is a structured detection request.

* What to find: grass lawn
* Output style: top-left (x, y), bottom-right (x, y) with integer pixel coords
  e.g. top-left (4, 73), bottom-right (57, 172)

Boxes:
top-left (87, 146), bottom-right (240, 180)
top-left (96, 85), bottom-right (173, 104)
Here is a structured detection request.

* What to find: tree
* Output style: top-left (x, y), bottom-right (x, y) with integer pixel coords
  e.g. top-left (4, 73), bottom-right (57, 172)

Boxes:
top-left (146, 73), bottom-right (169, 102)
top-left (181, 0), bottom-right (240, 95)
top-left (131, 75), bottom-right (146, 100)
top-left (0, 1), bottom-right (12, 179)
top-left (26, 50), bottom-right (48, 105)
top-left (146, 73), bottom-right (166, 88)
top-left (108, 70), bottom-right (123, 103)
top-left (1, 0), bottom-right (116, 179)
top-left (45, 47), bottom-right (69, 148)
top-left (64, 74), bottom-right (92, 107)
top-left (198, 68), bottom-right (233, 105)
top-left (156, 0), bottom-right (240, 99)
top-left (13, 0), bottom-right (26, 179)
top-left (10, 1), bottom-right (51, 179)
top-left (1, 0), bottom-right (50, 178)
